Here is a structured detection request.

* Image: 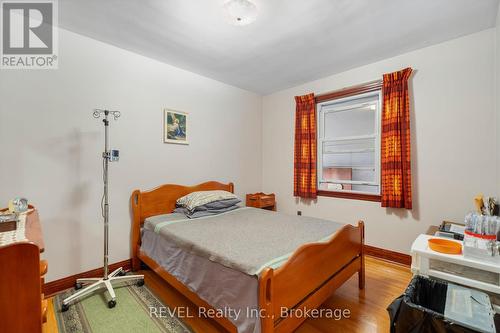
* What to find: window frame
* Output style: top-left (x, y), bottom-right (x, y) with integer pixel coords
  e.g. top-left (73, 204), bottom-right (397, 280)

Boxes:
top-left (315, 80), bottom-right (383, 202)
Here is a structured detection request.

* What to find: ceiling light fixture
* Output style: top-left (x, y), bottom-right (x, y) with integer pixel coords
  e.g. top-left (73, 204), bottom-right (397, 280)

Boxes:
top-left (223, 0), bottom-right (258, 26)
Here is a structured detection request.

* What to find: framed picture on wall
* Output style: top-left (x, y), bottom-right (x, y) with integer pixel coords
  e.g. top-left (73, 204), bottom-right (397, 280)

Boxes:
top-left (164, 109), bottom-right (189, 144)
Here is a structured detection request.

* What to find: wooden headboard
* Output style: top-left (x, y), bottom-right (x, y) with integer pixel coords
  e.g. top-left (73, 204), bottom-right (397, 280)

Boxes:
top-left (130, 181), bottom-right (234, 270)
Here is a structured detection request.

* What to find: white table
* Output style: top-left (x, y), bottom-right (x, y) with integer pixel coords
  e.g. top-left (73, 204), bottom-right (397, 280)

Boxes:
top-left (411, 234), bottom-right (500, 312)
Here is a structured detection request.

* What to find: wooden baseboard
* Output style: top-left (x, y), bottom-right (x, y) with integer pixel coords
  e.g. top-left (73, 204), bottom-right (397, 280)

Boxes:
top-left (43, 259), bottom-right (132, 297)
top-left (43, 246), bottom-right (409, 297)
top-left (364, 245), bottom-right (411, 266)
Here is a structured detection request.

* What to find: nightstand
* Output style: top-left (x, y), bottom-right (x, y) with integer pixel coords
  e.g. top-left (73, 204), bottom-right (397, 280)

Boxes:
top-left (246, 192), bottom-right (276, 211)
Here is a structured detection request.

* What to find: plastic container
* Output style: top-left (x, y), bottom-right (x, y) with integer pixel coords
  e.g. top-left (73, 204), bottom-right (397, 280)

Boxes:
top-left (428, 238), bottom-right (462, 254)
top-left (464, 213), bottom-right (500, 263)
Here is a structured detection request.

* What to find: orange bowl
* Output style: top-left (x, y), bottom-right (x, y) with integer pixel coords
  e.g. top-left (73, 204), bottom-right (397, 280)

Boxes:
top-left (428, 238), bottom-right (462, 254)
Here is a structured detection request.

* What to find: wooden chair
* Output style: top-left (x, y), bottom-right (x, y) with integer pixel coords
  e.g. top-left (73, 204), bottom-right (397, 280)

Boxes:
top-left (0, 242), bottom-right (46, 333)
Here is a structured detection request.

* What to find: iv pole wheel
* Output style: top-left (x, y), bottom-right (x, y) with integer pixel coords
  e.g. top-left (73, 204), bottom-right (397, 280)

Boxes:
top-left (108, 299), bottom-right (116, 309)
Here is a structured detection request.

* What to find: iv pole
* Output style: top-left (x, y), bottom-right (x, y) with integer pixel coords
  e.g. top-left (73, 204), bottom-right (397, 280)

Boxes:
top-left (62, 109), bottom-right (144, 311)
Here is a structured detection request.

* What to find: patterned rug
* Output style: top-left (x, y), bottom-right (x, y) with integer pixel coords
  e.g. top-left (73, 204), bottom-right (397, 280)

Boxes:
top-left (53, 282), bottom-right (193, 333)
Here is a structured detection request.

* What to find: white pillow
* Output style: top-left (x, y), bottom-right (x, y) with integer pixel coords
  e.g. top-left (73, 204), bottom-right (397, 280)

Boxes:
top-left (176, 190), bottom-right (237, 212)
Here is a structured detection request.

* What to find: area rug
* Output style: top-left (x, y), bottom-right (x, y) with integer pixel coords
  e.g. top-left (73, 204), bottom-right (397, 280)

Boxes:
top-left (53, 282), bottom-right (193, 333)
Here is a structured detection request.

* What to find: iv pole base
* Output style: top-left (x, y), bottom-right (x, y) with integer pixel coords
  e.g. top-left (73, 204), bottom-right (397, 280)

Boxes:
top-left (61, 267), bottom-right (144, 311)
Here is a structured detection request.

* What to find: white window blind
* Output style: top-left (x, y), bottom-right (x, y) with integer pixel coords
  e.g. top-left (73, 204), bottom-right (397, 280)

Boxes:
top-left (317, 91), bottom-right (381, 195)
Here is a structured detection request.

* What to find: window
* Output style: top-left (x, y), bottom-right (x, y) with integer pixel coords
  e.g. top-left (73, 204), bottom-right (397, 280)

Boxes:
top-left (317, 89), bottom-right (382, 199)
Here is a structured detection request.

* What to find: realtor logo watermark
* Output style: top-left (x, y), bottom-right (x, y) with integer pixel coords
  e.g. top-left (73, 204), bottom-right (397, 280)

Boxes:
top-left (1, 0), bottom-right (58, 69)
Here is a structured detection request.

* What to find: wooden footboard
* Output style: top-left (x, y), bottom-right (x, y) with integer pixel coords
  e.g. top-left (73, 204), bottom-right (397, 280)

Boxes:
top-left (130, 181), bottom-right (364, 333)
top-left (259, 221), bottom-right (365, 333)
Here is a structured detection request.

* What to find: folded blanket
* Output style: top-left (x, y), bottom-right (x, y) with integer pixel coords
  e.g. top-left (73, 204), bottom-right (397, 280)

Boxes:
top-left (196, 198), bottom-right (241, 210)
top-left (174, 205), bottom-right (240, 219)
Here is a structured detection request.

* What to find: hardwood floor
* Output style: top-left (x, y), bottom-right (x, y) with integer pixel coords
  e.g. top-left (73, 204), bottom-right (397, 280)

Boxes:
top-left (44, 256), bottom-right (411, 333)
top-left (295, 257), bottom-right (411, 333)
top-left (43, 298), bottom-right (58, 333)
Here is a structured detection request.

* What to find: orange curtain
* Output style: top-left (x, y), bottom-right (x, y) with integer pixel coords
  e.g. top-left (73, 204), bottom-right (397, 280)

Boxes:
top-left (381, 68), bottom-right (413, 209)
top-left (294, 93), bottom-right (317, 199)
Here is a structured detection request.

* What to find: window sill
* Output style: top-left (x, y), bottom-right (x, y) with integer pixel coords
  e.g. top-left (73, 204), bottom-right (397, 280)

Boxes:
top-left (317, 190), bottom-right (381, 202)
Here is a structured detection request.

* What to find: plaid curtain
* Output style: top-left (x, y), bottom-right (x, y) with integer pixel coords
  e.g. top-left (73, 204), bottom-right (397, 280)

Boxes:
top-left (294, 93), bottom-right (317, 199)
top-left (381, 68), bottom-right (413, 209)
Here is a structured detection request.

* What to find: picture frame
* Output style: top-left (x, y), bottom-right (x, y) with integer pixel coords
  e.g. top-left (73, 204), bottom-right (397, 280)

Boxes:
top-left (164, 109), bottom-right (189, 145)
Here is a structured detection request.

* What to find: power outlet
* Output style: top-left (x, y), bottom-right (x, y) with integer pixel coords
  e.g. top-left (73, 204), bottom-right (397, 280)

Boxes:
top-left (297, 211), bottom-right (302, 216)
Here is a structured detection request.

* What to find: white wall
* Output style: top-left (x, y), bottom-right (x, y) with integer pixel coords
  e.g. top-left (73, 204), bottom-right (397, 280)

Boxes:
top-left (262, 29), bottom-right (497, 254)
top-left (0, 28), bottom-right (262, 281)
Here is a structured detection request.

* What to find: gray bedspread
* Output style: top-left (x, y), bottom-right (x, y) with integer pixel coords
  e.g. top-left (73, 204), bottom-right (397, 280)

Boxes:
top-left (141, 229), bottom-right (261, 333)
top-left (144, 207), bottom-right (343, 276)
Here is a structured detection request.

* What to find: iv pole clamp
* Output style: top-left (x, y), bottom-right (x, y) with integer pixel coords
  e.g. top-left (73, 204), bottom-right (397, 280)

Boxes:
top-left (62, 109), bottom-right (144, 312)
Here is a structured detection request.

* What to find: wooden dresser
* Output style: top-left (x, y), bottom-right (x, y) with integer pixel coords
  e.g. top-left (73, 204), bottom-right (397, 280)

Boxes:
top-left (0, 208), bottom-right (47, 333)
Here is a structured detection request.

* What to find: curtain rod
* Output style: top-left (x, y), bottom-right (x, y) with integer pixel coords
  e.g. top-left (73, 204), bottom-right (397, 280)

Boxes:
top-left (315, 79), bottom-right (382, 99)
top-left (314, 79), bottom-right (383, 103)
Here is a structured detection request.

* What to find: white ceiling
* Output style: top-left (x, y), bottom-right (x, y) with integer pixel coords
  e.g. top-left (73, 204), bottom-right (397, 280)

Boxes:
top-left (59, 0), bottom-right (500, 94)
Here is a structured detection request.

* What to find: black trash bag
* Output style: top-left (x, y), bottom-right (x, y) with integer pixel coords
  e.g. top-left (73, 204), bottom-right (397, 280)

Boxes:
top-left (387, 275), bottom-right (476, 333)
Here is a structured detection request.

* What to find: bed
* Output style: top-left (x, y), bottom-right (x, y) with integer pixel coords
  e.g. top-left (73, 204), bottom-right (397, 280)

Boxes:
top-left (130, 181), bottom-right (365, 333)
